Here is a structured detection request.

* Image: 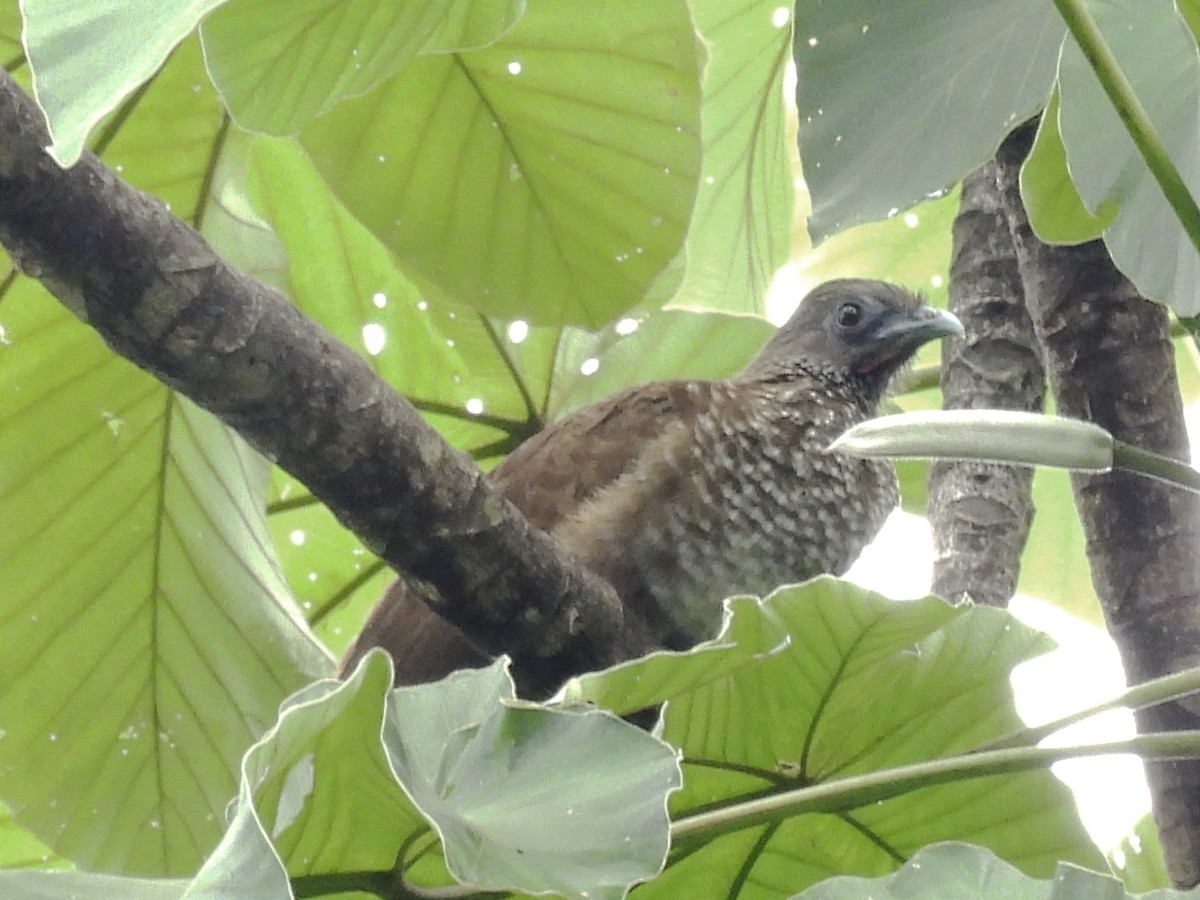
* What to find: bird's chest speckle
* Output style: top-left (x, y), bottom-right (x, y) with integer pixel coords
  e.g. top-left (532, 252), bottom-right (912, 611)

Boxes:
top-left (600, 379), bottom-right (898, 641)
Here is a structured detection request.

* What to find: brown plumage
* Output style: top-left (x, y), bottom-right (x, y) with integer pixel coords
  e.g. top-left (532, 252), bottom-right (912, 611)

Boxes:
top-left (340, 279), bottom-right (962, 683)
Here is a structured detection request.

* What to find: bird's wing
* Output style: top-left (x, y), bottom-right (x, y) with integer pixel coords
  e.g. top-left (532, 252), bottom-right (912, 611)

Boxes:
top-left (488, 379), bottom-right (710, 532)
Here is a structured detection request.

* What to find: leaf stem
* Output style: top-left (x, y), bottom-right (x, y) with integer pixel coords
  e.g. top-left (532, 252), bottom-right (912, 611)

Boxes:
top-left (671, 731), bottom-right (1200, 842)
top-left (979, 665), bottom-right (1200, 750)
top-left (1113, 439), bottom-right (1200, 492)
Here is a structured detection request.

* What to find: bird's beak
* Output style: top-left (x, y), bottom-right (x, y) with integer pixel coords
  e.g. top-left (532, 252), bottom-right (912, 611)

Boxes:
top-left (877, 306), bottom-right (964, 345)
top-left (856, 306), bottom-right (963, 374)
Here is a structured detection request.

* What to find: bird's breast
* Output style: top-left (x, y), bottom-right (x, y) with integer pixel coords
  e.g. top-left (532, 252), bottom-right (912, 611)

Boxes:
top-left (551, 379), bottom-right (899, 645)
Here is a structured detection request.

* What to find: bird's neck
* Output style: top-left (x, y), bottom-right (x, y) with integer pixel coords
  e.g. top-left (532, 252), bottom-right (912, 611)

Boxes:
top-left (732, 362), bottom-right (890, 416)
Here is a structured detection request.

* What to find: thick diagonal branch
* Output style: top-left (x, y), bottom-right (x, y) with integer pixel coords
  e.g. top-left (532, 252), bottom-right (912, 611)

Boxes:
top-left (0, 70), bottom-right (647, 698)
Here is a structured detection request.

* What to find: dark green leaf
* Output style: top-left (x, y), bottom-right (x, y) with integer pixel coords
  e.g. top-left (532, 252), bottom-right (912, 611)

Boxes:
top-left (794, 0), bottom-right (1061, 241)
top-left (1057, 0), bottom-right (1200, 314)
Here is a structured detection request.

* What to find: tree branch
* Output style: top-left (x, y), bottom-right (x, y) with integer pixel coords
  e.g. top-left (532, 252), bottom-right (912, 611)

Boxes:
top-left (0, 70), bottom-right (650, 698)
top-left (997, 123), bottom-right (1200, 888)
top-left (928, 153), bottom-right (1045, 606)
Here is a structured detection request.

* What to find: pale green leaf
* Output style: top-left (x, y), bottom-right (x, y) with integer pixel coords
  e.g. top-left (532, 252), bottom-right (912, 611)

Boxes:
top-left (383, 661), bottom-right (680, 898)
top-left (300, 0), bottom-right (704, 327)
top-left (202, 0), bottom-right (524, 135)
top-left (185, 654), bottom-right (403, 898)
top-left (1021, 89), bottom-right (1113, 244)
top-left (0, 870), bottom-right (187, 900)
top-left (0, 803), bottom-right (60, 871)
top-left (185, 654), bottom-right (679, 899)
top-left (22, 0), bottom-right (228, 164)
top-left (574, 579), bottom-right (1103, 895)
top-left (791, 189), bottom-right (957, 307)
top-left (0, 2), bottom-right (23, 58)
top-left (1109, 812), bottom-right (1170, 893)
top-left (799, 842), bottom-right (1180, 900)
top-left (665, 0), bottom-right (793, 315)
top-left (545, 308), bottom-right (774, 416)
top-left (0, 293), bottom-right (330, 875)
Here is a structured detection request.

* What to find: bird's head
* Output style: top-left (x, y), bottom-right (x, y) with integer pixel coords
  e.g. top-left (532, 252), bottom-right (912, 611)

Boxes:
top-left (741, 278), bottom-right (963, 400)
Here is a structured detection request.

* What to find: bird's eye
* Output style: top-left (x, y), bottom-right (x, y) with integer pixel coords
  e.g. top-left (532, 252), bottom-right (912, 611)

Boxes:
top-left (836, 302), bottom-right (863, 328)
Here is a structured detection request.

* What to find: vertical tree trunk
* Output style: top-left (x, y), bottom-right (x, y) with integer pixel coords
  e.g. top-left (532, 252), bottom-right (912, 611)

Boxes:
top-left (929, 157), bottom-right (1045, 606)
top-left (997, 123), bottom-right (1200, 888)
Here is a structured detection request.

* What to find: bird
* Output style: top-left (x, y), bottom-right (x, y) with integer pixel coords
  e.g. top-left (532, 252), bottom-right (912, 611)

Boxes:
top-left (339, 279), bottom-right (963, 684)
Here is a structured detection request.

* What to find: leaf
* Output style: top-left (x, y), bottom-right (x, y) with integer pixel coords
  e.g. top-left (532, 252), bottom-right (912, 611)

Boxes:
top-left (0, 3), bottom-right (22, 58)
top-left (0, 803), bottom-right (60, 871)
top-left (664, 0), bottom-right (793, 315)
top-left (1, 37), bottom-right (332, 876)
top-left (1021, 89), bottom-right (1114, 244)
top-left (185, 653), bottom-right (404, 898)
top-left (797, 842), bottom-right (1190, 899)
top-left (202, 0), bottom-right (524, 135)
top-left (21, 0), bottom-right (230, 165)
top-left (572, 579), bottom-right (1104, 896)
top-left (183, 654), bottom-right (680, 899)
top-left (794, 0), bottom-right (1062, 242)
top-left (0, 870), bottom-right (187, 900)
top-left (1019, 468), bottom-right (1104, 627)
top-left (562, 594), bottom-right (788, 717)
top-left (1109, 812), bottom-right (1170, 893)
top-left (265, 470), bottom-right (390, 657)
top-left (1057, 0), bottom-right (1200, 314)
top-left (240, 135), bottom-right (535, 459)
top-left (299, 0), bottom-right (704, 327)
top-left (0, 292), bottom-right (330, 876)
top-left (384, 661), bottom-right (681, 898)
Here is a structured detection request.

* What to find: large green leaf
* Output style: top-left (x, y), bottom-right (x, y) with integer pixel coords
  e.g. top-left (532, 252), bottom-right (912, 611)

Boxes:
top-left (300, 0), bottom-right (704, 327)
top-left (21, 0), bottom-right (230, 164)
top-left (793, 0), bottom-right (1062, 241)
top-left (240, 135), bottom-right (537, 459)
top-left (0, 39), bottom-right (331, 876)
top-left (664, 0), bottom-right (793, 315)
top-left (0, 655), bottom-right (681, 898)
top-left (383, 661), bottom-right (679, 897)
top-left (190, 654), bottom-right (679, 899)
top-left (0, 294), bottom-right (330, 876)
top-left (571, 579), bottom-right (1104, 896)
top-left (1056, 0), bottom-right (1200, 315)
top-left (202, 0), bottom-right (524, 135)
